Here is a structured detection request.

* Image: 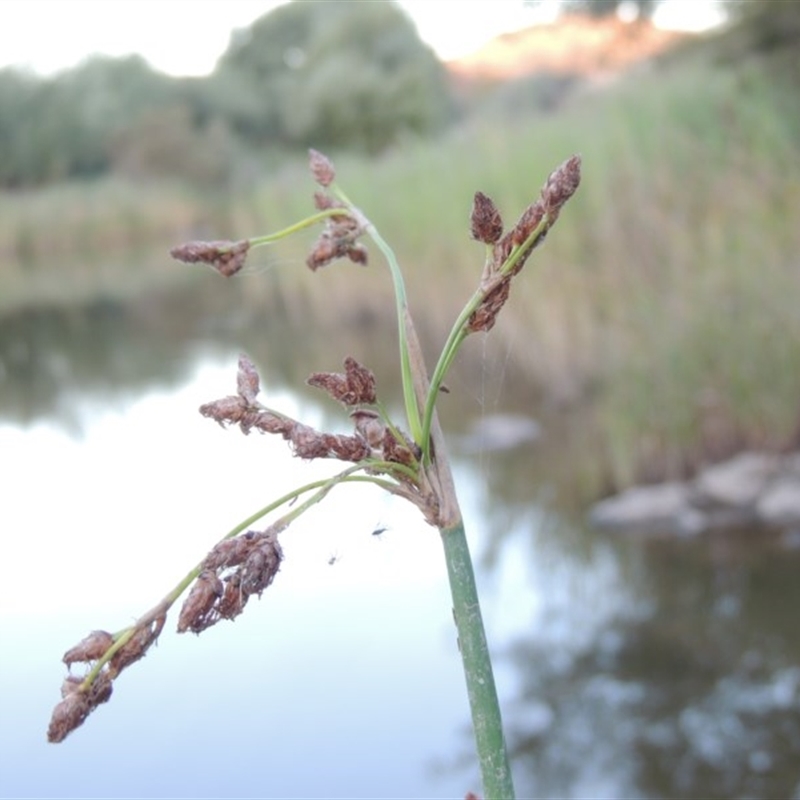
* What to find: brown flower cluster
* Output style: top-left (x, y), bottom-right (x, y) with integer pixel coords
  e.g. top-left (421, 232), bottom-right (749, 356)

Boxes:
top-left (306, 150), bottom-right (368, 270)
top-left (48, 613), bottom-right (166, 743)
top-left (169, 239), bottom-right (250, 277)
top-left (307, 356), bottom-right (377, 406)
top-left (201, 355), bottom-right (372, 461)
top-left (309, 148), bottom-right (336, 187)
top-left (201, 354), bottom-right (417, 469)
top-left (178, 527), bottom-right (283, 634)
top-left (468, 154), bottom-right (581, 333)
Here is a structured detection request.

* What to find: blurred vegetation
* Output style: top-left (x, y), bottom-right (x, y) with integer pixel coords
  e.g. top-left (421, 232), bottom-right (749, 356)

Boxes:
top-left (213, 0), bottom-right (453, 153)
top-left (0, 1), bottom-right (451, 188)
top-left (1, 1), bottom-right (799, 489)
top-left (552, 0), bottom-right (658, 18)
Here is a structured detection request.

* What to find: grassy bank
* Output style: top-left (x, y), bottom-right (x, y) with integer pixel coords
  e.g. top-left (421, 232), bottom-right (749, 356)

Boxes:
top-left (2, 54), bottom-right (798, 487)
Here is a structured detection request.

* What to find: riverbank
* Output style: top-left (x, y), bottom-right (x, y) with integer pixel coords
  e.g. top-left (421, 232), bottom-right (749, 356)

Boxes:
top-left (590, 452), bottom-right (800, 537)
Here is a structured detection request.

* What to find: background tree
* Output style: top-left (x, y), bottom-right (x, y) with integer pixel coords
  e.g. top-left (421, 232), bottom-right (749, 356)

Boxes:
top-left (0, 56), bottom-right (179, 187)
top-left (213, 0), bottom-right (454, 153)
top-left (525, 0), bottom-right (657, 19)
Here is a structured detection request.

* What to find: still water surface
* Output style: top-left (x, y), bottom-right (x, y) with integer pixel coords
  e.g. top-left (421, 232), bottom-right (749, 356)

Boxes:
top-left (1, 289), bottom-right (800, 798)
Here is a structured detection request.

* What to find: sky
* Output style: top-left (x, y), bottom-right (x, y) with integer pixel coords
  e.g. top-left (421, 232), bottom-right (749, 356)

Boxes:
top-left (0, 0), bottom-right (726, 78)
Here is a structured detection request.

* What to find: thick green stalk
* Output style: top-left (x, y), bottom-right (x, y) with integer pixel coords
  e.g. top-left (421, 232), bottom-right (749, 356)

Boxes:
top-left (441, 520), bottom-right (515, 799)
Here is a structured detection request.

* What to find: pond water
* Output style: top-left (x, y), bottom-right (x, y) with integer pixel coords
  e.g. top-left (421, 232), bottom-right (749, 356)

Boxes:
top-left (2, 283), bottom-right (800, 799)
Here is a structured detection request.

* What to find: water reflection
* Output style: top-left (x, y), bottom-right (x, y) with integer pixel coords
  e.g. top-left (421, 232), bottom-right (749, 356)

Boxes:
top-left (2, 291), bottom-right (800, 798)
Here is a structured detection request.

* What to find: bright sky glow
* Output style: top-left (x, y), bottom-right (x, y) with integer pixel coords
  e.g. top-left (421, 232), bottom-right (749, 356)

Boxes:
top-left (654, 0), bottom-right (726, 31)
top-left (0, 0), bottom-right (724, 78)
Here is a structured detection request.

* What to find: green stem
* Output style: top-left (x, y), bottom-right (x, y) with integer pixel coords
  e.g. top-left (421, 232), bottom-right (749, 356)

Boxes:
top-left (248, 208), bottom-right (345, 248)
top-left (421, 214), bottom-right (552, 457)
top-left (332, 185), bottom-right (423, 445)
top-left (441, 520), bottom-right (515, 799)
top-left (83, 467), bottom-right (397, 688)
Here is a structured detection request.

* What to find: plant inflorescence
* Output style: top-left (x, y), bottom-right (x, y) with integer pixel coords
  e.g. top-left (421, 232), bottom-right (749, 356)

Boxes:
top-left (48, 149), bottom-right (580, 799)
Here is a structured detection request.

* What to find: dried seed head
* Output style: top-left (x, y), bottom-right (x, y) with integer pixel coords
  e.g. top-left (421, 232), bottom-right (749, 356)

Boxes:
top-left (63, 630), bottom-right (115, 666)
top-left (381, 427), bottom-right (418, 467)
top-left (237, 354), bottom-right (260, 405)
top-left (467, 154), bottom-right (582, 334)
top-left (306, 216), bottom-right (364, 271)
top-left (307, 357), bottom-right (377, 406)
top-left (307, 371), bottom-right (348, 404)
top-left (240, 533), bottom-right (283, 597)
top-left (309, 149), bottom-right (336, 187)
top-left (177, 529), bottom-right (284, 634)
top-left (542, 154), bottom-right (582, 218)
top-left (468, 276), bottom-right (511, 333)
top-left (202, 357), bottom-right (377, 463)
top-left (343, 357), bottom-right (376, 403)
top-left (204, 534), bottom-right (254, 571)
top-left (216, 574), bottom-right (245, 620)
top-left (47, 672), bottom-right (113, 743)
top-left (470, 191), bottom-right (504, 244)
top-left (510, 200), bottom-right (546, 251)
top-left (321, 432), bottom-right (373, 461)
top-left (169, 239), bottom-right (250, 278)
top-left (109, 615), bottom-right (165, 675)
top-left (48, 687), bottom-right (91, 743)
top-left (177, 570), bottom-right (224, 634)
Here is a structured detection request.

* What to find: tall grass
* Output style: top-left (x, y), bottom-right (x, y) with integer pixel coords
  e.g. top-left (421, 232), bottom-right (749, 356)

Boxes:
top-left (3, 57), bottom-right (798, 485)
top-left (296, 61), bottom-right (800, 484)
top-left (0, 178), bottom-right (230, 311)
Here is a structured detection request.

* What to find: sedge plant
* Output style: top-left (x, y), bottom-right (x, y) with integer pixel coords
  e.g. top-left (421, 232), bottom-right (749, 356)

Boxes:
top-left (47, 149), bottom-right (581, 799)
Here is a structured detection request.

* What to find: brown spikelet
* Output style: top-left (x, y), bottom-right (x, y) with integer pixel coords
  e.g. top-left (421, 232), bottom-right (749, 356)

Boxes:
top-left (344, 356), bottom-right (375, 402)
top-left (309, 149), bottom-right (336, 187)
top-left (169, 239), bottom-right (250, 277)
top-left (467, 154), bottom-right (582, 333)
top-left (177, 570), bottom-right (224, 634)
top-left (216, 574), bottom-right (245, 620)
top-left (236, 354), bottom-right (260, 404)
top-left (203, 356), bottom-right (375, 463)
top-left (62, 630), bottom-right (115, 666)
top-left (306, 216), bottom-right (364, 271)
top-left (307, 356), bottom-right (377, 406)
top-left (470, 191), bottom-right (504, 244)
top-left (381, 427), bottom-right (418, 467)
top-left (541, 153), bottom-right (582, 219)
top-left (468, 276), bottom-right (511, 333)
top-left (177, 529), bottom-right (284, 633)
top-left (510, 201), bottom-right (546, 252)
top-left (204, 531), bottom-right (258, 571)
top-left (109, 614), bottom-right (166, 675)
top-left (240, 533), bottom-right (283, 597)
top-left (47, 671), bottom-right (113, 743)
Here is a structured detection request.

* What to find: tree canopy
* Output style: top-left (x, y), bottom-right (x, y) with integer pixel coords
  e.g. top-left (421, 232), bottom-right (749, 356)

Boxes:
top-left (213, 0), bottom-right (453, 152)
top-left (0, 1), bottom-right (455, 187)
